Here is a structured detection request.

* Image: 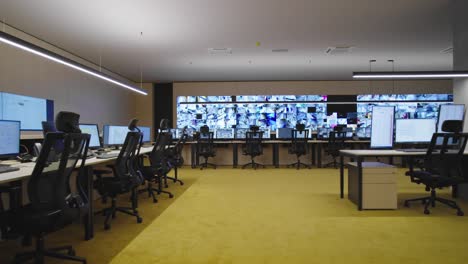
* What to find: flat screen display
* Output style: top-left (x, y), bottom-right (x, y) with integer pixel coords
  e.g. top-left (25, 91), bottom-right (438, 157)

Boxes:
top-left (395, 119), bottom-right (436, 143)
top-left (276, 128), bottom-right (293, 139)
top-left (0, 120), bottom-right (20, 157)
top-left (79, 124), bottom-right (101, 148)
top-left (103, 125), bottom-right (129, 146)
top-left (215, 128), bottom-right (234, 139)
top-left (370, 106), bottom-right (394, 149)
top-left (437, 104), bottom-right (465, 132)
top-left (140, 126), bottom-right (151, 142)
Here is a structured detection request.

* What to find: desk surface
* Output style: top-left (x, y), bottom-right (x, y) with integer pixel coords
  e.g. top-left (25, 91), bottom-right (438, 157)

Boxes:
top-left (340, 149), bottom-right (468, 157)
top-left (0, 146), bottom-right (153, 184)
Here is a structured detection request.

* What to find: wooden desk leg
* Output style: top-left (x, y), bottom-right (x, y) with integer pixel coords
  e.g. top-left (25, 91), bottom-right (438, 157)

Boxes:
top-left (340, 155), bottom-right (344, 199)
top-left (357, 157), bottom-right (363, 211)
top-left (317, 144), bottom-right (322, 168)
top-left (233, 143), bottom-right (238, 168)
top-left (311, 144), bottom-right (316, 166)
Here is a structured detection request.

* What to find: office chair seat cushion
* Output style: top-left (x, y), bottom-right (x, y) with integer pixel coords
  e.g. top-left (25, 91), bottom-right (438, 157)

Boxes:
top-left (409, 171), bottom-right (462, 188)
top-left (95, 176), bottom-right (138, 195)
top-left (9, 204), bottom-right (79, 236)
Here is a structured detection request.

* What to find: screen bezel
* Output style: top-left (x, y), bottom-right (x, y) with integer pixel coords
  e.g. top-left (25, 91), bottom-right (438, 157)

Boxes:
top-left (0, 120), bottom-right (21, 158)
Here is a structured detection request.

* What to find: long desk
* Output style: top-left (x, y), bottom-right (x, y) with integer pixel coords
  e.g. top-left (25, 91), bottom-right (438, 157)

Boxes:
top-left (188, 139), bottom-right (370, 168)
top-left (0, 146), bottom-right (153, 240)
top-left (338, 149), bottom-right (468, 210)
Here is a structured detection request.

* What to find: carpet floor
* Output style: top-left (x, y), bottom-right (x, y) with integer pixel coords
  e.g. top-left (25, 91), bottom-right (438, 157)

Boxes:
top-left (108, 167), bottom-right (468, 264)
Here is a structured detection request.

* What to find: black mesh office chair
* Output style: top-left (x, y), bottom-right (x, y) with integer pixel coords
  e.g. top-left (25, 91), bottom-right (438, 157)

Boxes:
top-left (139, 131), bottom-right (175, 203)
top-left (242, 126), bottom-right (265, 169)
top-left (93, 132), bottom-right (143, 230)
top-left (10, 113), bottom-right (90, 263)
top-left (404, 121), bottom-right (468, 216)
top-left (288, 124), bottom-right (311, 169)
top-left (324, 131), bottom-right (347, 168)
top-left (197, 125), bottom-right (217, 170)
top-left (166, 126), bottom-right (189, 185)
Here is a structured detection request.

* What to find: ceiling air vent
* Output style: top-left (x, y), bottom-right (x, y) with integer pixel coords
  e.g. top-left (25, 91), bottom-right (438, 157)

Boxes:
top-left (325, 46), bottom-right (354, 55)
top-left (208, 48), bottom-right (232, 55)
top-left (441, 47), bottom-right (453, 54)
top-left (272, 49), bottom-right (289, 53)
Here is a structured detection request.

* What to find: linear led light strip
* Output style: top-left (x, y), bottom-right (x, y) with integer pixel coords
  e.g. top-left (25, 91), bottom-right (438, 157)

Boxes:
top-left (0, 31), bottom-right (147, 95)
top-left (353, 71), bottom-right (468, 79)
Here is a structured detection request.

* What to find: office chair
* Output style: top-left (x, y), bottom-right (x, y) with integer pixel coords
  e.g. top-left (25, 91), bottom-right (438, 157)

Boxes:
top-left (197, 125), bottom-right (217, 170)
top-left (166, 126), bottom-right (189, 185)
top-left (10, 113), bottom-right (90, 263)
top-left (288, 124), bottom-right (311, 169)
top-left (242, 126), bottom-right (265, 169)
top-left (404, 121), bottom-right (468, 216)
top-left (93, 132), bottom-right (144, 230)
top-left (324, 131), bottom-right (347, 168)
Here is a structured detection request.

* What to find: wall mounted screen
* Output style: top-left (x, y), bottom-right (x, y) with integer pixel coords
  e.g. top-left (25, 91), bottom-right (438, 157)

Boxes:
top-left (395, 119), bottom-right (436, 143)
top-left (0, 92), bottom-right (54, 130)
top-left (371, 106), bottom-right (395, 149)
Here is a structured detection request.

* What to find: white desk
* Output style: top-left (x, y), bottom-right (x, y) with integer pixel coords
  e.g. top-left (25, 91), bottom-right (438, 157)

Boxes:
top-left (0, 146), bottom-right (153, 240)
top-left (338, 149), bottom-right (468, 210)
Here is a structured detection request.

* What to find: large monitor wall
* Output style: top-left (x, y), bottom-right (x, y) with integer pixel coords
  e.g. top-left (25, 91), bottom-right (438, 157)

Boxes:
top-left (176, 94), bottom-right (453, 136)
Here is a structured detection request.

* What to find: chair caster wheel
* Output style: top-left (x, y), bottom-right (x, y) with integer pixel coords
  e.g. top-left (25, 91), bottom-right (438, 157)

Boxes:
top-left (137, 217), bottom-right (143, 223)
top-left (68, 249), bottom-right (76, 256)
top-left (169, 194), bottom-right (174, 198)
top-left (180, 182), bottom-right (184, 186)
top-left (152, 198), bottom-right (158, 203)
top-left (457, 211), bottom-right (464, 216)
top-left (404, 201), bottom-right (409, 207)
top-left (104, 224), bottom-right (110, 230)
top-left (424, 209), bottom-right (430, 215)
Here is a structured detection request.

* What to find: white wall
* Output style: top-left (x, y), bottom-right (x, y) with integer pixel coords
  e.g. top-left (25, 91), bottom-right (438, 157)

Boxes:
top-left (453, 0), bottom-right (468, 132)
top-left (0, 25), bottom-right (144, 136)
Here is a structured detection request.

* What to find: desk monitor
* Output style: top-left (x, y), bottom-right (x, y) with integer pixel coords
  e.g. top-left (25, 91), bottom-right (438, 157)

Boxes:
top-left (317, 128), bottom-right (331, 139)
top-left (261, 129), bottom-right (271, 139)
top-left (276, 128), bottom-right (293, 139)
top-left (79, 124), bottom-right (101, 148)
top-left (437, 104), bottom-right (465, 132)
top-left (235, 128), bottom-right (249, 139)
top-left (370, 106), bottom-right (394, 149)
top-left (0, 120), bottom-right (20, 158)
top-left (140, 126), bottom-right (151, 142)
top-left (215, 128), bottom-right (234, 139)
top-left (395, 119), bottom-right (436, 144)
top-left (294, 129), bottom-right (309, 139)
top-left (103, 125), bottom-right (129, 146)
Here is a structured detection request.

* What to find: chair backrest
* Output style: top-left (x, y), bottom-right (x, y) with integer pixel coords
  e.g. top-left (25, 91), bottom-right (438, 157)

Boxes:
top-left (245, 131), bottom-right (264, 155)
top-left (291, 129), bottom-right (309, 154)
top-left (174, 127), bottom-right (188, 155)
top-left (424, 133), bottom-right (468, 178)
top-left (113, 131), bottom-right (142, 181)
top-left (198, 131), bottom-right (215, 154)
top-left (328, 131), bottom-right (346, 153)
top-left (149, 131), bottom-right (173, 167)
top-left (28, 132), bottom-right (90, 213)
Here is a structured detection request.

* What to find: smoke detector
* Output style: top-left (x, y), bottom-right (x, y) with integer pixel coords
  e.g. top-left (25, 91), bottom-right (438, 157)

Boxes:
top-left (325, 46), bottom-right (354, 55)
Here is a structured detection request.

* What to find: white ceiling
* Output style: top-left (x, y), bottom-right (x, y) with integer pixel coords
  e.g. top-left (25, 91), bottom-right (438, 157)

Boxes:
top-left (0, 0), bottom-right (453, 82)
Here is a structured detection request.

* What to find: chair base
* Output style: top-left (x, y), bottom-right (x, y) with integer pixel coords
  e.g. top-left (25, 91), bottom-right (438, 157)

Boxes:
top-left (404, 189), bottom-right (464, 216)
top-left (96, 197), bottom-right (143, 230)
top-left (166, 176), bottom-right (184, 186)
top-left (287, 159), bottom-right (311, 170)
top-left (322, 159), bottom-right (341, 169)
top-left (200, 162), bottom-right (217, 170)
top-left (14, 236), bottom-right (86, 264)
top-left (242, 160), bottom-right (265, 170)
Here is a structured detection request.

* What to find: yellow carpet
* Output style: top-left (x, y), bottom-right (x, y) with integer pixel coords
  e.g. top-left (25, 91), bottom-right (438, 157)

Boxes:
top-left (109, 168), bottom-right (468, 264)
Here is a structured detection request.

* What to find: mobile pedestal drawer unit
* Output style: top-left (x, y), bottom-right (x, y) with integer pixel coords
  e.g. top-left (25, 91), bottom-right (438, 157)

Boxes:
top-left (348, 162), bottom-right (397, 209)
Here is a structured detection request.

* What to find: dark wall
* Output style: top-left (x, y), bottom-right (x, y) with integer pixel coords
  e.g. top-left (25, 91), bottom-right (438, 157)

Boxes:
top-left (153, 83), bottom-right (173, 130)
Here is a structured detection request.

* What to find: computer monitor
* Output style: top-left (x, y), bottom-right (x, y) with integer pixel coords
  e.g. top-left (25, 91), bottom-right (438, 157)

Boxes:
top-left (235, 128), bottom-right (249, 139)
top-left (79, 124), bottom-right (101, 148)
top-left (395, 119), bottom-right (436, 144)
top-left (261, 129), bottom-right (271, 139)
top-left (103, 125), bottom-right (129, 146)
top-left (140, 126), bottom-right (151, 142)
top-left (317, 127), bottom-right (331, 139)
top-left (437, 104), bottom-right (465, 132)
top-left (215, 128), bottom-right (234, 139)
top-left (0, 120), bottom-right (20, 158)
top-left (276, 128), bottom-right (293, 139)
top-left (370, 106), bottom-right (395, 149)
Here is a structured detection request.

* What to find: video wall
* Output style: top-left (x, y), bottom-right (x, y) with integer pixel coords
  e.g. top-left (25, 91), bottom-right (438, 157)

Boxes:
top-left (176, 94), bottom-right (453, 138)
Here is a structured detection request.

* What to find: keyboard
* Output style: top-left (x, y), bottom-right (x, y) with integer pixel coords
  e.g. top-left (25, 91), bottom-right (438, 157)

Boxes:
top-left (397, 148), bottom-right (427, 153)
top-left (95, 153), bottom-right (119, 159)
top-left (0, 165), bottom-right (20, 174)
